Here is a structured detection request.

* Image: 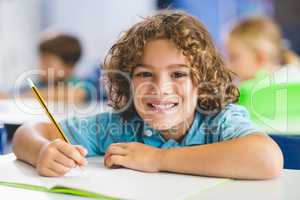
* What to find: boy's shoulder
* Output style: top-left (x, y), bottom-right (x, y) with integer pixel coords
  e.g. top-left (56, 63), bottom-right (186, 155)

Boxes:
top-left (199, 104), bottom-right (260, 141)
top-left (205, 103), bottom-right (249, 118)
top-left (202, 103), bottom-right (250, 127)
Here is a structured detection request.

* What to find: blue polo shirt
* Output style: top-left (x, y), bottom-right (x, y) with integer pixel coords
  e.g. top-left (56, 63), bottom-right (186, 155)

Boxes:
top-left (59, 104), bottom-right (261, 156)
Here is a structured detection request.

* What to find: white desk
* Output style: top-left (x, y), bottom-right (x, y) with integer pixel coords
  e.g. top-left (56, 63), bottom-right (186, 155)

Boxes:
top-left (191, 170), bottom-right (300, 200)
top-left (0, 99), bottom-right (111, 125)
top-left (0, 154), bottom-right (299, 200)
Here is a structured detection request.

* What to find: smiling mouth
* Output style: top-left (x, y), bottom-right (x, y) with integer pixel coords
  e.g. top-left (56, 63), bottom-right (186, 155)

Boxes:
top-left (146, 102), bottom-right (179, 113)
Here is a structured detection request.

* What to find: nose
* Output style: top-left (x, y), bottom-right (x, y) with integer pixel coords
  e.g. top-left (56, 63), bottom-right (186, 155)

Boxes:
top-left (152, 73), bottom-right (173, 95)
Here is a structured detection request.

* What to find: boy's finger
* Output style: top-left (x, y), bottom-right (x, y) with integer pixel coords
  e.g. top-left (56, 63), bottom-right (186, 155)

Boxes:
top-left (57, 142), bottom-right (87, 166)
top-left (104, 145), bottom-right (127, 163)
top-left (49, 160), bottom-right (71, 175)
top-left (38, 165), bottom-right (63, 177)
top-left (105, 155), bottom-right (125, 168)
top-left (107, 145), bottom-right (128, 156)
top-left (48, 168), bottom-right (62, 177)
top-left (54, 151), bottom-right (76, 168)
top-left (110, 143), bottom-right (128, 149)
top-left (74, 145), bottom-right (88, 157)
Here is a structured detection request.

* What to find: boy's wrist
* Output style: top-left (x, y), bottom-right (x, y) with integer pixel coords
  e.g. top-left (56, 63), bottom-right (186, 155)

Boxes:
top-left (156, 148), bottom-right (168, 172)
top-left (34, 140), bottom-right (51, 166)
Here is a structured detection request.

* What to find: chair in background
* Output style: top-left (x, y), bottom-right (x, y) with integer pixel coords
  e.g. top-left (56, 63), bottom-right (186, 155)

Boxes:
top-left (0, 123), bottom-right (7, 154)
top-left (270, 134), bottom-right (300, 170)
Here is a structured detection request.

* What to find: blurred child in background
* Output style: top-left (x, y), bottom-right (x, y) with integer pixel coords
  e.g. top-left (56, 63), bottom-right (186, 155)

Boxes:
top-left (21, 34), bottom-right (91, 103)
top-left (225, 16), bottom-right (300, 83)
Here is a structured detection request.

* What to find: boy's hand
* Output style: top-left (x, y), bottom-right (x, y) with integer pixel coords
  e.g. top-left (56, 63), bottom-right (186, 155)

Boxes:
top-left (104, 142), bottom-right (163, 172)
top-left (36, 139), bottom-right (87, 177)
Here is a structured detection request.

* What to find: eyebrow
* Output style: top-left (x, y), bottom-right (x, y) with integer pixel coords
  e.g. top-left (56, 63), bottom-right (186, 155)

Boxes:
top-left (134, 63), bottom-right (189, 69)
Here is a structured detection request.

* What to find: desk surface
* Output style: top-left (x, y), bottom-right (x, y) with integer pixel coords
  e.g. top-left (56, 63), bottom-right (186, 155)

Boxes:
top-left (192, 170), bottom-right (300, 200)
top-left (0, 154), bottom-right (226, 200)
top-left (0, 154), bottom-right (299, 200)
top-left (0, 99), bottom-right (111, 125)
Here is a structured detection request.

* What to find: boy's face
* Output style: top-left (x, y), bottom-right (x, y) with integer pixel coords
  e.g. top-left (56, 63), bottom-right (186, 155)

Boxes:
top-left (225, 39), bottom-right (259, 81)
top-left (39, 53), bottom-right (72, 83)
top-left (132, 39), bottom-right (198, 132)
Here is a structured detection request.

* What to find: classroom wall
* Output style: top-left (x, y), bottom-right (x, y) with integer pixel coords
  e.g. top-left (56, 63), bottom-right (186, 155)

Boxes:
top-left (0, 0), bottom-right (156, 91)
top-left (0, 0), bottom-right (40, 92)
top-left (40, 0), bottom-right (156, 78)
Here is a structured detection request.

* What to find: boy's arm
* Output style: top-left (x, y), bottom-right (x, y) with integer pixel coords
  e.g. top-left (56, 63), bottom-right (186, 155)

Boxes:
top-left (158, 134), bottom-right (283, 179)
top-left (105, 134), bottom-right (283, 179)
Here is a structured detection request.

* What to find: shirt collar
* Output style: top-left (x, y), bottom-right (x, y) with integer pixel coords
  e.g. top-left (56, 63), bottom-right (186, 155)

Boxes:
top-left (140, 111), bottom-right (204, 148)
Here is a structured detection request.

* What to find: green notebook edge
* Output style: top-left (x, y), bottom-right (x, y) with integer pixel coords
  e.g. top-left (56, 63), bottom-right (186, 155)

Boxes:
top-left (0, 181), bottom-right (120, 200)
top-left (0, 178), bottom-right (232, 200)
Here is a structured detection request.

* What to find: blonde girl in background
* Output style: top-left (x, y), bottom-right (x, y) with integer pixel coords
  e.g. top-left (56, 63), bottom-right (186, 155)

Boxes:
top-left (226, 15), bottom-right (300, 82)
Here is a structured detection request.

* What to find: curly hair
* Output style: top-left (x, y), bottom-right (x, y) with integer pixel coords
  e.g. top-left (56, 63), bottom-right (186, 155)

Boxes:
top-left (103, 10), bottom-right (239, 119)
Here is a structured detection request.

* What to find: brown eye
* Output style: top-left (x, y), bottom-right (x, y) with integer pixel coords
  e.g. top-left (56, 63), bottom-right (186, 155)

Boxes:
top-left (171, 72), bottom-right (188, 79)
top-left (134, 72), bottom-right (153, 78)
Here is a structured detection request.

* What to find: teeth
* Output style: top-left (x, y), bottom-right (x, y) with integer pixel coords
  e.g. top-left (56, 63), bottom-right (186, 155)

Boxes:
top-left (150, 103), bottom-right (176, 109)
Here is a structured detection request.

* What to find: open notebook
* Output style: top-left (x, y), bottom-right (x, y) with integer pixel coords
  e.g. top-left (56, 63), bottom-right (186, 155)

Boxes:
top-left (0, 154), bottom-right (230, 200)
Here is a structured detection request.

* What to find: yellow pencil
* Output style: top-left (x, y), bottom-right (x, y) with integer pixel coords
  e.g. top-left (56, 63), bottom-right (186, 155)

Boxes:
top-left (27, 78), bottom-right (70, 143)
